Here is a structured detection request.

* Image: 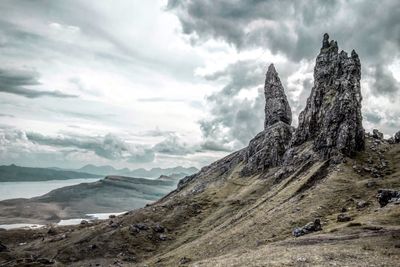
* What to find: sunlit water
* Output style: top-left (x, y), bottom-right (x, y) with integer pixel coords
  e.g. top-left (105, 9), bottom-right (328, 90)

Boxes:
top-left (0, 178), bottom-right (101, 201)
top-left (1, 212), bottom-right (127, 229)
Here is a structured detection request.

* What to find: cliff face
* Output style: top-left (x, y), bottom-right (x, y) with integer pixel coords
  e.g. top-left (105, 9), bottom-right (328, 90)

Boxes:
top-left (290, 33), bottom-right (365, 158)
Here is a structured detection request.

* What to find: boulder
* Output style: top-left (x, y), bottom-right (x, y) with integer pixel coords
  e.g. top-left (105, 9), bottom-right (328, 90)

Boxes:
top-left (395, 131), bottom-right (400, 143)
top-left (292, 219), bottom-right (322, 237)
top-left (0, 242), bottom-right (7, 252)
top-left (356, 200), bottom-right (369, 209)
top-left (377, 189), bottom-right (400, 207)
top-left (290, 33), bottom-right (365, 158)
top-left (337, 213), bottom-right (352, 222)
top-left (153, 224), bottom-right (165, 233)
top-left (241, 122), bottom-right (292, 176)
top-left (372, 129), bottom-right (383, 139)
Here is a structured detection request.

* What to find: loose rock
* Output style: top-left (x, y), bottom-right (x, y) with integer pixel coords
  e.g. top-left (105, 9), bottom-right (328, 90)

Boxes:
top-left (0, 242), bottom-right (8, 252)
top-left (395, 131), bottom-right (400, 143)
top-left (337, 213), bottom-right (352, 222)
top-left (372, 129), bottom-right (383, 139)
top-left (377, 189), bottom-right (400, 207)
top-left (292, 219), bottom-right (322, 237)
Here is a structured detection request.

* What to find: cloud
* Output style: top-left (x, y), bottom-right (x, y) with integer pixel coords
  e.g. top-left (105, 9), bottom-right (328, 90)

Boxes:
top-left (0, 68), bottom-right (77, 98)
top-left (371, 64), bottom-right (400, 97)
top-left (168, 0), bottom-right (399, 62)
top-left (137, 97), bottom-right (185, 102)
top-left (153, 133), bottom-right (198, 155)
top-left (25, 132), bottom-right (155, 163)
top-left (199, 60), bottom-right (265, 151)
top-left (168, 0), bottom-right (400, 137)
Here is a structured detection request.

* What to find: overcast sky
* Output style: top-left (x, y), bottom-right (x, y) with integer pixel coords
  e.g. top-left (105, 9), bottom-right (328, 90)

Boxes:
top-left (0, 0), bottom-right (399, 170)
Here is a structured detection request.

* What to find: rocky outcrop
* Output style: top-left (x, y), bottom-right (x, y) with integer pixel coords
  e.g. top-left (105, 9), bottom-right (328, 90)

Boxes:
top-left (241, 64), bottom-right (293, 176)
top-left (290, 33), bottom-right (365, 158)
top-left (394, 131), bottom-right (400, 143)
top-left (241, 122), bottom-right (292, 176)
top-left (264, 64), bottom-right (292, 128)
top-left (292, 218), bottom-right (322, 237)
top-left (372, 129), bottom-right (383, 139)
top-left (377, 189), bottom-right (400, 207)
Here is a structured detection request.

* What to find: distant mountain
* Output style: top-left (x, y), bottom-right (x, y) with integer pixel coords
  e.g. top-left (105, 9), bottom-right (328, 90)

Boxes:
top-left (77, 164), bottom-right (198, 178)
top-left (0, 164), bottom-right (101, 182)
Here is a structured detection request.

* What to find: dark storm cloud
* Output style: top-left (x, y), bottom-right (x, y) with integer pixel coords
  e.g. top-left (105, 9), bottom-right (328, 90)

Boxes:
top-left (200, 60), bottom-right (265, 151)
top-left (0, 68), bottom-right (77, 99)
top-left (167, 0), bottom-right (399, 57)
top-left (371, 64), bottom-right (400, 97)
top-left (167, 0), bottom-right (400, 138)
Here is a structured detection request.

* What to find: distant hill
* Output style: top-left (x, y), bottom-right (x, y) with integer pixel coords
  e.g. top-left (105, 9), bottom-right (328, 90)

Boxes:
top-left (78, 164), bottom-right (198, 178)
top-left (0, 164), bottom-right (101, 182)
top-left (0, 175), bottom-right (178, 224)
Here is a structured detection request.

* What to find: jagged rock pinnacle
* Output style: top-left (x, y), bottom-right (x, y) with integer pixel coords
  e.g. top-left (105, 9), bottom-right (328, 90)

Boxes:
top-left (290, 33), bottom-right (365, 158)
top-left (241, 64), bottom-right (293, 176)
top-left (264, 64), bottom-right (292, 128)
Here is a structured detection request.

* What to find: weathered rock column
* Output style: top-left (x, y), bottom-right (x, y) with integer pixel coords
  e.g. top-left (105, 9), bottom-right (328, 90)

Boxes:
top-left (290, 33), bottom-right (365, 158)
top-left (241, 64), bottom-right (293, 176)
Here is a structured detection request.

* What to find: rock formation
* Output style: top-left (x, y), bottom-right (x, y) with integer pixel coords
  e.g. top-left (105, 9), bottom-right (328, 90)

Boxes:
top-left (290, 33), bottom-right (365, 158)
top-left (395, 131), bottom-right (400, 143)
top-left (241, 64), bottom-right (292, 176)
top-left (264, 64), bottom-right (292, 128)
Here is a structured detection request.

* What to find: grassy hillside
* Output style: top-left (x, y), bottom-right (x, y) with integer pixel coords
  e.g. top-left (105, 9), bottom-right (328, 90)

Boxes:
top-left (0, 137), bottom-right (399, 266)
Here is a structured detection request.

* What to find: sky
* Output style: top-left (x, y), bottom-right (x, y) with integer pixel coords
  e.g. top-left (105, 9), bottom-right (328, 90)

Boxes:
top-left (0, 0), bottom-right (399, 170)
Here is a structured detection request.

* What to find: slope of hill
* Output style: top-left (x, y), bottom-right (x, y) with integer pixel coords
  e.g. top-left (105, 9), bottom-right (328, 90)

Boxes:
top-left (0, 34), bottom-right (399, 266)
top-left (0, 164), bottom-right (101, 182)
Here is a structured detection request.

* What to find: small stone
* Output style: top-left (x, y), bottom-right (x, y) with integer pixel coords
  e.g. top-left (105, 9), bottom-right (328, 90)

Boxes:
top-left (80, 220), bottom-right (89, 225)
top-left (179, 257), bottom-right (191, 265)
top-left (134, 223), bottom-right (148, 230)
top-left (0, 242), bottom-right (8, 252)
top-left (153, 224), bottom-right (165, 233)
top-left (159, 234), bottom-right (167, 241)
top-left (109, 214), bottom-right (116, 219)
top-left (47, 227), bottom-right (57, 235)
top-left (366, 181), bottom-right (377, 188)
top-left (337, 213), bottom-right (352, 222)
top-left (340, 207), bottom-right (347, 212)
top-left (356, 200), bottom-right (369, 209)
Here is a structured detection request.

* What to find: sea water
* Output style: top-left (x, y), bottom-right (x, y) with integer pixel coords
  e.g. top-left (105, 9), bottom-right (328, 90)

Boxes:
top-left (0, 178), bottom-right (101, 201)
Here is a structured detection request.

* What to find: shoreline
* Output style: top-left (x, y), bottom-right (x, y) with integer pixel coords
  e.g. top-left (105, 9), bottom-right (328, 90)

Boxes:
top-left (0, 211), bottom-right (127, 230)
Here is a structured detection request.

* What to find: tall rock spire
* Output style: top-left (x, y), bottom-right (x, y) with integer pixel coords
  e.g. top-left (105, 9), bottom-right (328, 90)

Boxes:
top-left (290, 33), bottom-right (365, 158)
top-left (241, 64), bottom-right (293, 176)
top-left (264, 64), bottom-right (292, 128)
